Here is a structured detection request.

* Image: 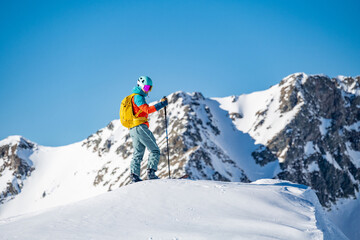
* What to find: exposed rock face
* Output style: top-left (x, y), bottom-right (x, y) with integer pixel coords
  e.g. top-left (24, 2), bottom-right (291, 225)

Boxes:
top-left (167, 92), bottom-right (250, 182)
top-left (0, 137), bottom-right (35, 204)
top-left (249, 74), bottom-right (360, 207)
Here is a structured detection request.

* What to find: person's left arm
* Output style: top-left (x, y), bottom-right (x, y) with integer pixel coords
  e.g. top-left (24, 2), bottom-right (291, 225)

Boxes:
top-left (134, 96), bottom-right (168, 113)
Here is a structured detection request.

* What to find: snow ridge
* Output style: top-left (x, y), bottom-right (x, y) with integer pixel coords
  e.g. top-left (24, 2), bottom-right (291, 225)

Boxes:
top-left (0, 179), bottom-right (348, 240)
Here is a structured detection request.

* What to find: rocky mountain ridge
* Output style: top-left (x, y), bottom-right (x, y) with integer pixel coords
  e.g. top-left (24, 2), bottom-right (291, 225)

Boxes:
top-left (0, 136), bottom-right (35, 204)
top-left (257, 73), bottom-right (360, 207)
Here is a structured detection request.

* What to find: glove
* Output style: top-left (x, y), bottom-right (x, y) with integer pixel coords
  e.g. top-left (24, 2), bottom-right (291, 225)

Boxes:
top-left (154, 97), bottom-right (168, 111)
top-left (161, 97), bottom-right (168, 107)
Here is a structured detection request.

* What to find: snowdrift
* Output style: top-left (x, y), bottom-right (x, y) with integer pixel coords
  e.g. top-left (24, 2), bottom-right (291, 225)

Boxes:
top-left (0, 179), bottom-right (347, 240)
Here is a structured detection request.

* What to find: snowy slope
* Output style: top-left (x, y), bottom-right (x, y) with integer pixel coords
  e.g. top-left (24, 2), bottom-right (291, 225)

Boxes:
top-left (213, 73), bottom-right (306, 160)
top-left (183, 94), bottom-right (281, 181)
top-left (327, 191), bottom-right (360, 240)
top-left (0, 137), bottom-right (111, 218)
top-left (0, 179), bottom-right (347, 240)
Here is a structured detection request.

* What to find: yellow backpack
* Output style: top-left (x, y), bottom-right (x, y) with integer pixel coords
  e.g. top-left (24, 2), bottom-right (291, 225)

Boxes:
top-left (120, 93), bottom-right (148, 129)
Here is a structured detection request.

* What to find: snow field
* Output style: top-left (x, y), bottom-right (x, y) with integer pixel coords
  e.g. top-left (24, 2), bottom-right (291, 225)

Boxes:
top-left (0, 179), bottom-right (347, 240)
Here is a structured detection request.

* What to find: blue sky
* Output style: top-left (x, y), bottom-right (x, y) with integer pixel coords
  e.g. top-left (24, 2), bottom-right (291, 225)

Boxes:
top-left (1, 0), bottom-right (359, 146)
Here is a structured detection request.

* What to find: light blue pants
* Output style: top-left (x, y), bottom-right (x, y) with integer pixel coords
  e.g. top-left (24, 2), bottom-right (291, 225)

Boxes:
top-left (130, 124), bottom-right (160, 176)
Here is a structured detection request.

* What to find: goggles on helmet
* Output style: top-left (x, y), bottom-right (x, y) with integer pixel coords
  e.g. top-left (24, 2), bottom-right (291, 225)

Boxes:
top-left (143, 85), bottom-right (153, 92)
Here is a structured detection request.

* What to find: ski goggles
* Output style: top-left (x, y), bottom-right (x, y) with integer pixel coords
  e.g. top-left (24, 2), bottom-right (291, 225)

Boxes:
top-left (143, 85), bottom-right (153, 92)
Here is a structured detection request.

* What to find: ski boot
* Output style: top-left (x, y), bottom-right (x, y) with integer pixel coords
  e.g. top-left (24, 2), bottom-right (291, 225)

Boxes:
top-left (147, 169), bottom-right (159, 180)
top-left (130, 173), bottom-right (143, 184)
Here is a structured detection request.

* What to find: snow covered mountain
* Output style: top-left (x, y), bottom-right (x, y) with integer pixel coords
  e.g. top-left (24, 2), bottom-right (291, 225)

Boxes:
top-left (1, 72), bottom-right (360, 239)
top-left (217, 73), bottom-right (360, 207)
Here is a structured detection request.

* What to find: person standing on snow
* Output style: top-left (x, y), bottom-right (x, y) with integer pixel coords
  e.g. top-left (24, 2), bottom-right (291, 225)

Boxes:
top-left (129, 76), bottom-right (168, 183)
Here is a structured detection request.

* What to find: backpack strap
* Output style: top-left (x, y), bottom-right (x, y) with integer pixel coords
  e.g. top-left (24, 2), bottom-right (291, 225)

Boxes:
top-left (135, 109), bottom-right (143, 118)
top-left (132, 93), bottom-right (145, 119)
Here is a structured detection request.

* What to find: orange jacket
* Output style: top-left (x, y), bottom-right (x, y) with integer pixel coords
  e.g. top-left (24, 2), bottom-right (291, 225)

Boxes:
top-left (132, 96), bottom-right (156, 128)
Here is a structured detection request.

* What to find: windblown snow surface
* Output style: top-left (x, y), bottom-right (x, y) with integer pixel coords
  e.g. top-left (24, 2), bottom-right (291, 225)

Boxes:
top-left (0, 179), bottom-right (347, 240)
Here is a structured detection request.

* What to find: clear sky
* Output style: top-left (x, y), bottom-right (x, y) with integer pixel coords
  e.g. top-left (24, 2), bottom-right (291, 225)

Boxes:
top-left (1, 0), bottom-right (359, 146)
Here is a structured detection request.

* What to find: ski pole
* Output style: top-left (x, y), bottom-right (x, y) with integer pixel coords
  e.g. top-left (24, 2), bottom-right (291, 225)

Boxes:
top-left (164, 99), bottom-right (171, 179)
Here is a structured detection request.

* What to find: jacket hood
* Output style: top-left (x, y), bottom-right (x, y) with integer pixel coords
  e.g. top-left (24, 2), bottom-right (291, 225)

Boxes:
top-left (132, 86), bottom-right (148, 97)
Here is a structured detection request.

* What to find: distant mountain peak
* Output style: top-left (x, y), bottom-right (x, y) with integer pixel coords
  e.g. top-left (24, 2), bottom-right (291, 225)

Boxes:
top-left (279, 72), bottom-right (309, 87)
top-left (0, 135), bottom-right (33, 148)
